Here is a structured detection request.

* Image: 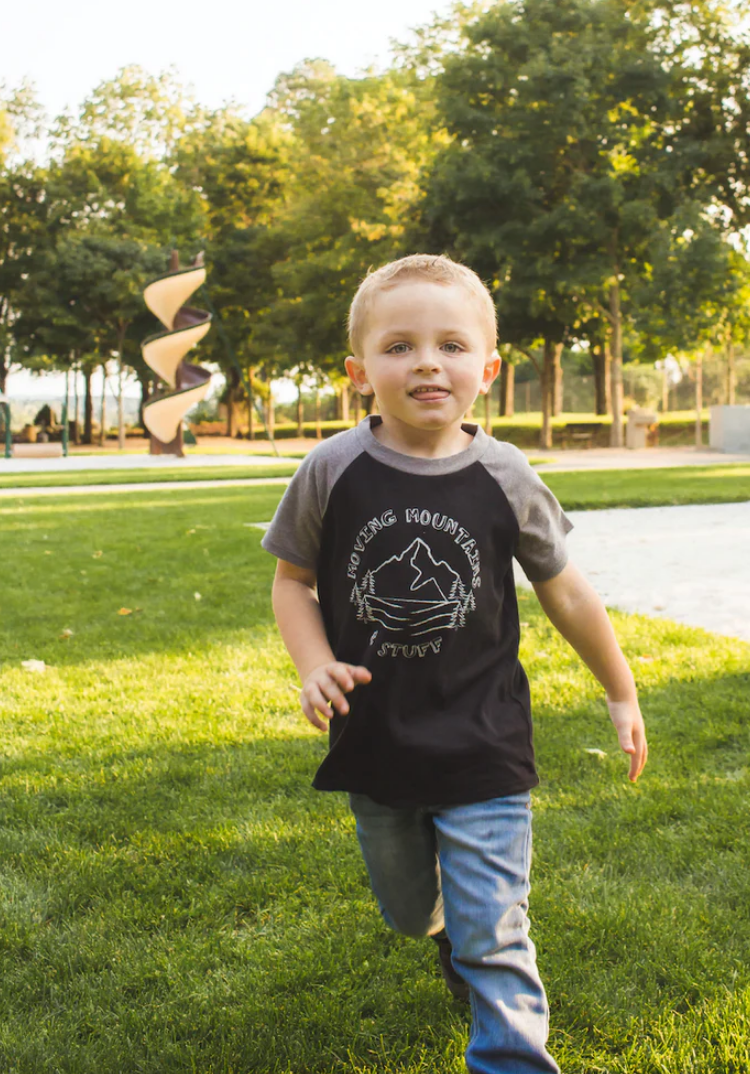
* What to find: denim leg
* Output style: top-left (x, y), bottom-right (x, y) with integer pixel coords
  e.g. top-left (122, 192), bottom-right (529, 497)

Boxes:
top-left (348, 793), bottom-right (444, 937)
top-left (434, 794), bottom-right (559, 1074)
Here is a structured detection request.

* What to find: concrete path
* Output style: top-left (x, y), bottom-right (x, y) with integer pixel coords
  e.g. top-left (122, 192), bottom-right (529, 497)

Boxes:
top-left (1, 444), bottom-right (748, 475)
top-left (0, 452), bottom-right (282, 474)
top-left (516, 501), bottom-right (750, 643)
top-left (532, 446), bottom-right (749, 472)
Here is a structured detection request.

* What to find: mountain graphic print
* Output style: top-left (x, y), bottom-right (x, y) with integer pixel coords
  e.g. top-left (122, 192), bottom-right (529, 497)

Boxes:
top-left (350, 537), bottom-right (476, 637)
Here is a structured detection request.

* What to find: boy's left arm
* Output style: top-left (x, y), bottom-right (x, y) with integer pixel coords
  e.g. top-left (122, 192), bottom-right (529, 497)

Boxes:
top-left (531, 560), bottom-right (648, 782)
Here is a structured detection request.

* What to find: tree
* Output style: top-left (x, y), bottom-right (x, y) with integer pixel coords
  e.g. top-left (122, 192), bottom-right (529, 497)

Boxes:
top-left (257, 62), bottom-right (444, 407)
top-left (174, 106), bottom-right (290, 436)
top-left (0, 82), bottom-right (47, 393)
top-left (51, 65), bottom-right (200, 161)
top-left (417, 0), bottom-right (750, 446)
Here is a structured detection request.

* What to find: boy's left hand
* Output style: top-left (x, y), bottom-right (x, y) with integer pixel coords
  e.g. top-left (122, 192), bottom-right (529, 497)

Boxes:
top-left (606, 697), bottom-right (648, 782)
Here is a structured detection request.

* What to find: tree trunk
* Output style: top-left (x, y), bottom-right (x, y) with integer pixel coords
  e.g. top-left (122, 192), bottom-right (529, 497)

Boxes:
top-left (72, 363), bottom-right (80, 442)
top-left (695, 347), bottom-right (705, 448)
top-left (266, 390), bottom-right (275, 439)
top-left (592, 344), bottom-right (611, 415)
top-left (0, 355), bottom-right (7, 395)
top-left (540, 339), bottom-right (555, 449)
top-left (296, 379), bottom-right (304, 437)
top-left (726, 333), bottom-right (736, 405)
top-left (553, 343), bottom-right (564, 416)
top-left (608, 280), bottom-right (624, 448)
top-left (500, 362), bottom-right (514, 417)
top-left (225, 367), bottom-right (240, 438)
top-left (99, 363), bottom-right (107, 447)
top-left (117, 363), bottom-right (125, 451)
top-left (247, 368), bottom-right (254, 440)
top-left (116, 324), bottom-right (127, 451)
top-left (315, 385), bottom-right (322, 439)
top-left (83, 366), bottom-right (94, 444)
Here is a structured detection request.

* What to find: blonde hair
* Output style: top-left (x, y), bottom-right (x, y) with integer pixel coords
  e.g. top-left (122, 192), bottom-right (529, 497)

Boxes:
top-left (348, 254), bottom-right (498, 357)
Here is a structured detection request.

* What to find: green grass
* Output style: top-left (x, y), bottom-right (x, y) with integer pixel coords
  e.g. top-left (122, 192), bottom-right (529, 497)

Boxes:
top-left (3, 461), bottom-right (750, 514)
top-left (542, 462), bottom-right (750, 510)
top-left (0, 486), bottom-right (749, 1072)
top-left (0, 464), bottom-right (298, 490)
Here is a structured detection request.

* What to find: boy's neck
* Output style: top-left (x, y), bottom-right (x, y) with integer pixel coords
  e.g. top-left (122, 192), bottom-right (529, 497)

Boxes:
top-left (370, 415), bottom-right (476, 459)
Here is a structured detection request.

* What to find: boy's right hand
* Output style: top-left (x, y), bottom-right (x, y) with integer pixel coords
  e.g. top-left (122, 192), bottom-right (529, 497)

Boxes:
top-left (300, 662), bottom-right (372, 731)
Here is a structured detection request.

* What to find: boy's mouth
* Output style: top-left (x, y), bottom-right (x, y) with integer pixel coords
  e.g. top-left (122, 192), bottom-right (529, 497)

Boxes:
top-left (410, 385), bottom-right (451, 400)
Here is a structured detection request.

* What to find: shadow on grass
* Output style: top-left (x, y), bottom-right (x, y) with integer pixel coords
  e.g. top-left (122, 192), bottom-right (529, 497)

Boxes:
top-left (1, 662), bottom-right (749, 1072)
top-left (0, 734), bottom-right (462, 1074)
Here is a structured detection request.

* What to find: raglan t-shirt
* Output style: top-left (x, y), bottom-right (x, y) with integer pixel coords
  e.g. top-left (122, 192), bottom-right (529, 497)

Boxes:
top-left (262, 416), bottom-right (573, 808)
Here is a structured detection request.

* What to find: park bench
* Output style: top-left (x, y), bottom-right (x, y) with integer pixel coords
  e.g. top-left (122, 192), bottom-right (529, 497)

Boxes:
top-left (560, 422), bottom-right (604, 449)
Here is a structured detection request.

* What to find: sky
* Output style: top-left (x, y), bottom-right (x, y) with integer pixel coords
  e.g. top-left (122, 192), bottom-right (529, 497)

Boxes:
top-left (3, 0), bottom-right (456, 125)
top-left (2, 0), bottom-right (457, 403)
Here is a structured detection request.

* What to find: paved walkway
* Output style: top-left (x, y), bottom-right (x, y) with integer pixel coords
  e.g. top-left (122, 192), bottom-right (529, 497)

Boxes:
top-left (1, 444), bottom-right (748, 475)
top-left (532, 446), bottom-right (749, 472)
top-left (515, 501), bottom-right (750, 643)
top-left (0, 452), bottom-right (283, 474)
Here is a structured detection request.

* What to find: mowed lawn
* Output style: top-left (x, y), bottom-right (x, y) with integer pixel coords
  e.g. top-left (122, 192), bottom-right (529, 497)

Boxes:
top-left (0, 484), bottom-right (749, 1074)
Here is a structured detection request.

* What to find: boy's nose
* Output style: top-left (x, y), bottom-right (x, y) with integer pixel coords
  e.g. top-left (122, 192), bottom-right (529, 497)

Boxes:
top-left (412, 351), bottom-right (443, 371)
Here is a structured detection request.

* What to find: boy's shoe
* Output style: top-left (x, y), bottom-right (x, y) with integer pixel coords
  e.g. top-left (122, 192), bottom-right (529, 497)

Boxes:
top-left (432, 932), bottom-right (470, 1003)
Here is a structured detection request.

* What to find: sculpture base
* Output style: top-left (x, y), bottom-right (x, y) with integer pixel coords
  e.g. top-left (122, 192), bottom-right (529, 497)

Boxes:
top-left (149, 429), bottom-right (184, 457)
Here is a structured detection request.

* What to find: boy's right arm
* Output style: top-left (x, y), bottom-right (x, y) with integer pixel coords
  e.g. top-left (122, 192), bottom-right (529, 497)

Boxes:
top-left (272, 559), bottom-right (372, 731)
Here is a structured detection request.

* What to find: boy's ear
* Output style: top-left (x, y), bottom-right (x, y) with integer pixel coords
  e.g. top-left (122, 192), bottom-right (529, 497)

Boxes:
top-left (478, 350), bottom-right (502, 395)
top-left (345, 355), bottom-right (374, 395)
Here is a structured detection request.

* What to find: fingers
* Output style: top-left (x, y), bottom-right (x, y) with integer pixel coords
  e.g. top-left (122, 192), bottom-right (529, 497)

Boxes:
top-left (300, 691), bottom-right (330, 732)
top-left (300, 662), bottom-right (372, 730)
top-left (607, 698), bottom-right (648, 783)
top-left (349, 664), bottom-right (373, 684)
top-left (628, 729), bottom-right (648, 783)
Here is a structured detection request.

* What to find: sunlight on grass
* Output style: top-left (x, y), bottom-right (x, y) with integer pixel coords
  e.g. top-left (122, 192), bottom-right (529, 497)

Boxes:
top-left (0, 485), bottom-right (748, 1073)
top-left (0, 464), bottom-right (298, 490)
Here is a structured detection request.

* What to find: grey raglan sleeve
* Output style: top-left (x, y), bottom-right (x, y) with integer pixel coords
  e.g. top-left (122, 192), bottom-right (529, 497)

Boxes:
top-left (260, 452), bottom-right (324, 570)
top-left (483, 442), bottom-right (573, 582)
top-left (260, 430), bottom-right (365, 571)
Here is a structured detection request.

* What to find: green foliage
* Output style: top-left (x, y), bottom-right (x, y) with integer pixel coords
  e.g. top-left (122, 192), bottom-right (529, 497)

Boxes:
top-left (173, 107), bottom-right (291, 381)
top-left (3, 8), bottom-right (750, 417)
top-left (416, 0), bottom-right (750, 439)
top-left (257, 62), bottom-right (446, 376)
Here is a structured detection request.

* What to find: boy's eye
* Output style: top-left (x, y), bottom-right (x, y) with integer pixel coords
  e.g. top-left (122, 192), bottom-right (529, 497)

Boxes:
top-left (386, 343), bottom-right (410, 354)
top-left (442, 342), bottom-right (464, 354)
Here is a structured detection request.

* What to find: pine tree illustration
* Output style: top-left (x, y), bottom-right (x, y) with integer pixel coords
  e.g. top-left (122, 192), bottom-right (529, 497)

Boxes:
top-left (350, 581), bottom-right (366, 620)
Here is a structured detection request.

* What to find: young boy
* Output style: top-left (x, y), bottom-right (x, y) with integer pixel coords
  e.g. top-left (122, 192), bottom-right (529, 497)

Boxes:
top-left (262, 254), bottom-right (647, 1074)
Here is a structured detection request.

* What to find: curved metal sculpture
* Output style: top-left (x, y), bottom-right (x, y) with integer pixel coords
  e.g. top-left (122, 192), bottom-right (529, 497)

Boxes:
top-left (142, 252), bottom-right (212, 455)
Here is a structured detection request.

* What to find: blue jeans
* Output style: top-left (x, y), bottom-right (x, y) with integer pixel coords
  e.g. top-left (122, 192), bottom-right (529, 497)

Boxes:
top-left (349, 792), bottom-right (559, 1074)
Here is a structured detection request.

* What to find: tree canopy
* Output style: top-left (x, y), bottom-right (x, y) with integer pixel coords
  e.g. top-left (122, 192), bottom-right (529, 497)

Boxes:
top-left (2, 2), bottom-right (749, 444)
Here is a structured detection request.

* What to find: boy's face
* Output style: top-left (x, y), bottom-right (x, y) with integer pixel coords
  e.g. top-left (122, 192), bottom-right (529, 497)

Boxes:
top-left (345, 280), bottom-right (499, 442)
